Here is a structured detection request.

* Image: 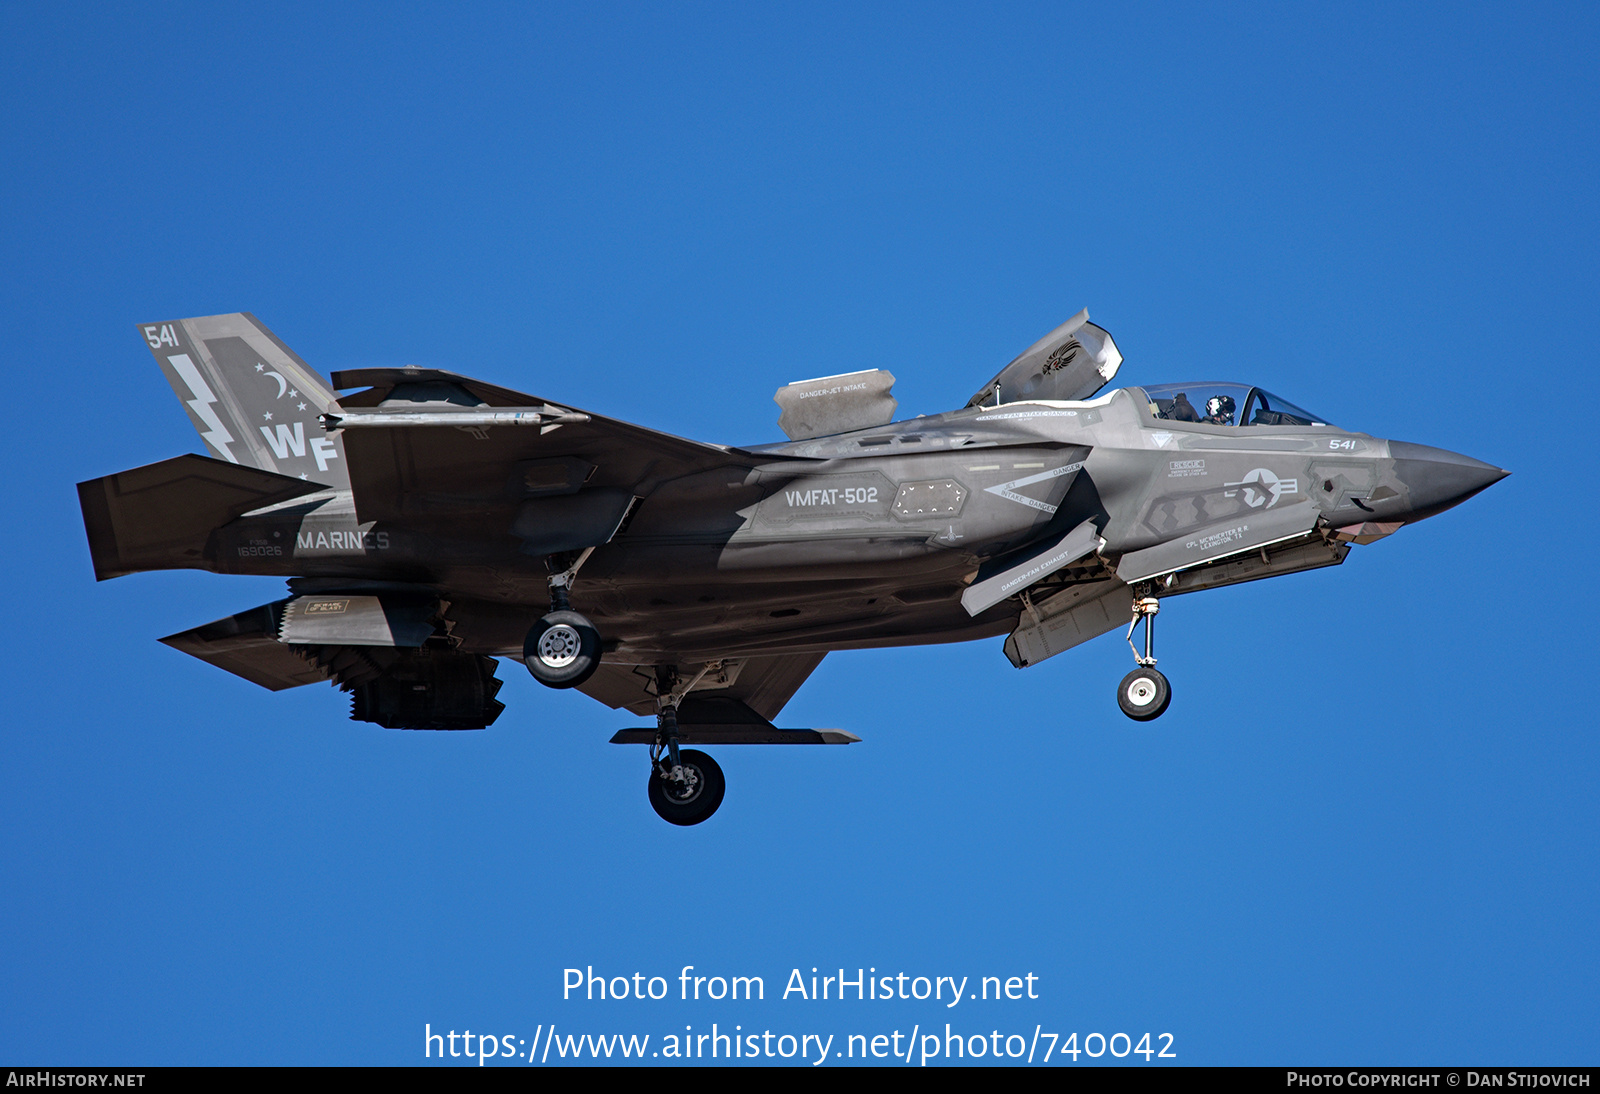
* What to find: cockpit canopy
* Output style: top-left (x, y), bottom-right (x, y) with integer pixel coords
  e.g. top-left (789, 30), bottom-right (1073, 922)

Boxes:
top-left (1138, 382), bottom-right (1330, 428)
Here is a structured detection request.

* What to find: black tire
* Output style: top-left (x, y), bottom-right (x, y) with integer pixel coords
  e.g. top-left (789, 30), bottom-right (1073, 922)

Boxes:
top-left (647, 749), bottom-right (725, 826)
top-left (522, 610), bottom-right (601, 689)
top-left (1117, 667), bottom-right (1171, 721)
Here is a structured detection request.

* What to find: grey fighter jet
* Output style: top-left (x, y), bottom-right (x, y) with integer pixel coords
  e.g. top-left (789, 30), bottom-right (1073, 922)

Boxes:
top-left (78, 311), bottom-right (1507, 824)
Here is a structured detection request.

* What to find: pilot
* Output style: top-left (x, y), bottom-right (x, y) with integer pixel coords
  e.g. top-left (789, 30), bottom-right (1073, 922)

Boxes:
top-left (1203, 395), bottom-right (1236, 426)
top-left (1165, 392), bottom-right (1201, 422)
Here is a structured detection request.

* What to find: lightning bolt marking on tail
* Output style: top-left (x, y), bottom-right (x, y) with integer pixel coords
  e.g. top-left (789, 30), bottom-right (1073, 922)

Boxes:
top-left (168, 353), bottom-right (238, 463)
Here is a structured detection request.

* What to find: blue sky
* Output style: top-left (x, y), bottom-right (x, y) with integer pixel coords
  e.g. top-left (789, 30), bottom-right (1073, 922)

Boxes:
top-left (1, 2), bottom-right (1595, 1066)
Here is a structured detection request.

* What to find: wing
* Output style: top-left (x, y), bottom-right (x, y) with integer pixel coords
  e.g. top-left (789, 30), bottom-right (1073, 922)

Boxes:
top-left (576, 651), bottom-right (827, 720)
top-left (327, 368), bottom-right (753, 547)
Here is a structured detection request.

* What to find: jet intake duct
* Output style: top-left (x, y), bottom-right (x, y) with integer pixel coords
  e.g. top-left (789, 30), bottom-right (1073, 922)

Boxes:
top-left (774, 370), bottom-right (897, 441)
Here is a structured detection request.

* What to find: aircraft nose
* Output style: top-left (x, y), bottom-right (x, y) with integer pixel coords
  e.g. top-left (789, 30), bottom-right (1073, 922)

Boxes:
top-left (1389, 440), bottom-right (1509, 521)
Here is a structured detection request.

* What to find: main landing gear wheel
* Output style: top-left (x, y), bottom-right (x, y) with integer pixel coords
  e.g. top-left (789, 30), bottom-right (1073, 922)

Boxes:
top-left (648, 749), bottom-right (725, 826)
top-left (523, 610), bottom-right (601, 689)
top-left (1118, 667), bottom-right (1171, 721)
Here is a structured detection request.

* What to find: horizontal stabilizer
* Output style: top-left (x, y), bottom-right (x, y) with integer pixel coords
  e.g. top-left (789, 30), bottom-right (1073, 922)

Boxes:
top-left (78, 454), bottom-right (326, 580)
top-left (161, 601), bottom-right (331, 691)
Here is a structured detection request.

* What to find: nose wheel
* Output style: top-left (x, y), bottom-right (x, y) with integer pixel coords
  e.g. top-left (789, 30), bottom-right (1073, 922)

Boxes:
top-left (1118, 592), bottom-right (1173, 720)
top-left (1118, 666), bottom-right (1171, 720)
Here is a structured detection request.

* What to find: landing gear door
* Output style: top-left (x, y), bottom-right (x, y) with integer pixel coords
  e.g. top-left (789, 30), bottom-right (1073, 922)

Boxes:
top-left (1115, 500), bottom-right (1320, 585)
top-left (967, 310), bottom-right (1124, 407)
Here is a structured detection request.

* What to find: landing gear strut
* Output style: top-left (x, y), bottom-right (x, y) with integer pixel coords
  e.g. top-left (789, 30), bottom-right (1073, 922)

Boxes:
top-left (1118, 590), bottom-right (1172, 721)
top-left (647, 699), bottom-right (725, 826)
top-left (642, 665), bottom-right (727, 825)
top-left (523, 548), bottom-right (601, 689)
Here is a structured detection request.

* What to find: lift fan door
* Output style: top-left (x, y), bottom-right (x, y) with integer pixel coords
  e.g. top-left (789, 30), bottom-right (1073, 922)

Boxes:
top-left (773, 370), bottom-right (898, 441)
top-left (967, 310), bottom-right (1123, 407)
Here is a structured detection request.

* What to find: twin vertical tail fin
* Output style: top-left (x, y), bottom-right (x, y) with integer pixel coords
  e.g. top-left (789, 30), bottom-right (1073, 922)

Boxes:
top-left (139, 313), bottom-right (351, 490)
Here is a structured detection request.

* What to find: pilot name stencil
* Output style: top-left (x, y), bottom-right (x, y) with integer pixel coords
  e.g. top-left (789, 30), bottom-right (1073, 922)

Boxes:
top-left (1185, 524), bottom-right (1249, 552)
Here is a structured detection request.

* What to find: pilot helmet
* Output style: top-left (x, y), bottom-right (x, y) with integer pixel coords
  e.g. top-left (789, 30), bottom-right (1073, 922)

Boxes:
top-left (1205, 395), bottom-right (1235, 421)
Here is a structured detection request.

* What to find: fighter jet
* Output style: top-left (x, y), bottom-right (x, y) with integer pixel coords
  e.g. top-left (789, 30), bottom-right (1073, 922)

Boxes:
top-left (78, 311), bottom-right (1507, 824)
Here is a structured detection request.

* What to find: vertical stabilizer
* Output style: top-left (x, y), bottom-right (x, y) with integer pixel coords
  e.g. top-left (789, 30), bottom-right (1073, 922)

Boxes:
top-left (138, 313), bottom-right (351, 489)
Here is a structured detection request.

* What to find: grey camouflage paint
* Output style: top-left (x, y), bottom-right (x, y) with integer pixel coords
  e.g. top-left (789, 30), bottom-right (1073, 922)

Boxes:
top-left (81, 312), bottom-right (1507, 723)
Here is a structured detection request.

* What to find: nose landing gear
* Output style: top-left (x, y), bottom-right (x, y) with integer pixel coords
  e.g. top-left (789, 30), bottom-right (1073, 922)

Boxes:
top-left (1118, 665), bottom-right (1171, 720)
top-left (1118, 591), bottom-right (1172, 721)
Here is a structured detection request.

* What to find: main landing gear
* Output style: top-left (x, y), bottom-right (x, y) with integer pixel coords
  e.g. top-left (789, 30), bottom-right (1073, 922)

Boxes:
top-left (1118, 590), bottom-right (1172, 721)
top-left (647, 704), bottom-right (725, 826)
top-left (646, 666), bottom-right (726, 825)
top-left (523, 549), bottom-right (602, 689)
